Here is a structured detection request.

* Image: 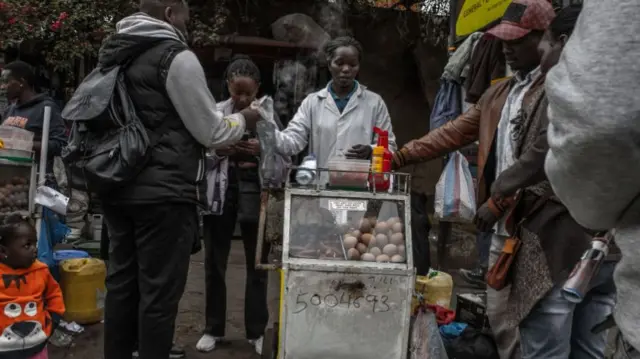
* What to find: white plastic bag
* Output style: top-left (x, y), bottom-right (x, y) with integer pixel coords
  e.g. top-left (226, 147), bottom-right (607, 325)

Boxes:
top-left (434, 151), bottom-right (476, 222)
top-left (35, 186), bottom-right (69, 215)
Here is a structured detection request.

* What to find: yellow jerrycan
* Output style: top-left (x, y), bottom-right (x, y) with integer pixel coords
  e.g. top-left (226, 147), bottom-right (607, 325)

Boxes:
top-left (412, 270), bottom-right (454, 312)
top-left (60, 258), bottom-right (107, 324)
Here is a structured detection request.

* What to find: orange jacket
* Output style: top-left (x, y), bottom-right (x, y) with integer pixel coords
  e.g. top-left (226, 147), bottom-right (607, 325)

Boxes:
top-left (0, 260), bottom-right (65, 357)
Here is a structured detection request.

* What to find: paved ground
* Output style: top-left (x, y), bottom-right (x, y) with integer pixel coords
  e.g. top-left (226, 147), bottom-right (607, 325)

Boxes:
top-left (50, 242), bottom-right (260, 359)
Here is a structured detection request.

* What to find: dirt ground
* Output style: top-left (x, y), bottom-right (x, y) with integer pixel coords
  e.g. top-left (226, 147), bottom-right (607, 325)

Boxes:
top-left (50, 242), bottom-right (260, 359)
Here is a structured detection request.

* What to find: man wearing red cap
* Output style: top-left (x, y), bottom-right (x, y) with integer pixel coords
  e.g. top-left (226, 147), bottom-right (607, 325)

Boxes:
top-left (392, 0), bottom-right (572, 358)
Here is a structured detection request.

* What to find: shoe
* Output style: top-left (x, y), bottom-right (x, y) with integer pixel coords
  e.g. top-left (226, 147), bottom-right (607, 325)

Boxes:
top-left (196, 334), bottom-right (223, 353)
top-left (248, 336), bottom-right (263, 355)
top-left (170, 343), bottom-right (186, 358)
top-left (459, 267), bottom-right (487, 288)
top-left (132, 343), bottom-right (186, 358)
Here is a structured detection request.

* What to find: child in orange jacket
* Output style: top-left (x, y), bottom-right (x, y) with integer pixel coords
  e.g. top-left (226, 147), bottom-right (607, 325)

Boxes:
top-left (0, 215), bottom-right (65, 359)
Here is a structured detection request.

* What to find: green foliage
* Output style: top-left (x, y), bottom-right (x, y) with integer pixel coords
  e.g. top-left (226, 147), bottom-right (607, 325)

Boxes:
top-left (0, 0), bottom-right (136, 74)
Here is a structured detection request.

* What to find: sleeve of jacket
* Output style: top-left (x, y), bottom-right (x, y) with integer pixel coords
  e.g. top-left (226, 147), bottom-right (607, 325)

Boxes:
top-left (544, 0), bottom-right (640, 231)
top-left (45, 103), bottom-right (68, 157)
top-left (165, 50), bottom-right (245, 149)
top-left (393, 104), bottom-right (481, 168)
top-left (274, 95), bottom-right (312, 156)
top-left (371, 95), bottom-right (397, 152)
top-left (44, 269), bottom-right (65, 324)
top-left (491, 96), bottom-right (549, 197)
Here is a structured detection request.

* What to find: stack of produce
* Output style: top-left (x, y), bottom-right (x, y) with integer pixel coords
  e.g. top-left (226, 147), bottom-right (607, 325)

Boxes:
top-left (342, 216), bottom-right (407, 263)
top-left (0, 177), bottom-right (30, 223)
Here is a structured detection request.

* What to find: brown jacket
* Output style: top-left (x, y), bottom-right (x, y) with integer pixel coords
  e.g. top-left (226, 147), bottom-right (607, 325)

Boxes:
top-left (394, 75), bottom-right (546, 205)
top-left (396, 74), bottom-right (616, 327)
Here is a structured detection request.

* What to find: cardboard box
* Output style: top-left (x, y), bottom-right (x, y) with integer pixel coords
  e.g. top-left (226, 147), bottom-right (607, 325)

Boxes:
top-left (455, 293), bottom-right (490, 330)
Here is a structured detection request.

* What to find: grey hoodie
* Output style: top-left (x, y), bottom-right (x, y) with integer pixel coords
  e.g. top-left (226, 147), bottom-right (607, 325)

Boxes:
top-left (115, 13), bottom-right (245, 149)
top-left (544, 0), bottom-right (640, 350)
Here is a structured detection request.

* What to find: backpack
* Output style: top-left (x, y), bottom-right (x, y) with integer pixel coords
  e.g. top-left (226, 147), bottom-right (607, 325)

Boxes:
top-left (61, 42), bottom-right (184, 194)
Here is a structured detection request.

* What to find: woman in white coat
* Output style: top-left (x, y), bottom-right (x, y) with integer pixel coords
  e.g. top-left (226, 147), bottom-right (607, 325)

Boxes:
top-left (275, 36), bottom-right (397, 165)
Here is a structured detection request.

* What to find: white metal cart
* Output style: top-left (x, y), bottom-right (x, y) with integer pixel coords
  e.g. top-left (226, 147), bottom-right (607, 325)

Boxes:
top-left (257, 168), bottom-right (416, 359)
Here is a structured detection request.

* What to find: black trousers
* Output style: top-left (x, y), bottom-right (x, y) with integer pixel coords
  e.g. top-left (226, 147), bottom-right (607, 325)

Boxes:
top-left (411, 192), bottom-right (432, 276)
top-left (202, 207), bottom-right (268, 340)
top-left (103, 203), bottom-right (197, 359)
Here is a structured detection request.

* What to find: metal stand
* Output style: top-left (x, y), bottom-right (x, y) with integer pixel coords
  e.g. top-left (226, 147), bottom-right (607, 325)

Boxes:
top-left (34, 106), bottom-right (51, 243)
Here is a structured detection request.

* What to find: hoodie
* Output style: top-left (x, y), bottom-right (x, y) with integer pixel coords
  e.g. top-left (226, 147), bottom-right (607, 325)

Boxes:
top-left (99, 13), bottom-right (245, 150)
top-left (544, 0), bottom-right (640, 351)
top-left (0, 260), bottom-right (65, 358)
top-left (2, 94), bottom-right (67, 170)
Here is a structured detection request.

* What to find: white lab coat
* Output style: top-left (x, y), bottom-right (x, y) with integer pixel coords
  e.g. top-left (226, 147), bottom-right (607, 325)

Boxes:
top-left (274, 84), bottom-right (397, 169)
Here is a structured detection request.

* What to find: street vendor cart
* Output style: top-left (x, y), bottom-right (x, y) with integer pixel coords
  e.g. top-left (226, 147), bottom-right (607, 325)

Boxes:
top-left (0, 127), bottom-right (37, 225)
top-left (256, 167), bottom-right (416, 359)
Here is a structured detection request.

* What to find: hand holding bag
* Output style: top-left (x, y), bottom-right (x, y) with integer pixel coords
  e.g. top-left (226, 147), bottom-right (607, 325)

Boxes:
top-left (486, 192), bottom-right (551, 290)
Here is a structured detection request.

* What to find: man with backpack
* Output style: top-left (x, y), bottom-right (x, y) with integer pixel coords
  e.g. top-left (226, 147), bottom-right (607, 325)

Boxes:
top-left (61, 1), bottom-right (260, 358)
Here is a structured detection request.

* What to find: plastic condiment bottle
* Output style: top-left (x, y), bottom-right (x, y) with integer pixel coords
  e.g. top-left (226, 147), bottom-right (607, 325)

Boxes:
top-left (296, 154), bottom-right (317, 185)
top-left (370, 127), bottom-right (391, 191)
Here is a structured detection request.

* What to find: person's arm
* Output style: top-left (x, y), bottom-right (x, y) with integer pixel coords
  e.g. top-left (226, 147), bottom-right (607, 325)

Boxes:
top-left (491, 96), bottom-right (549, 197)
top-left (274, 96), bottom-right (312, 156)
top-left (372, 96), bottom-right (397, 152)
top-left (42, 103), bottom-right (67, 157)
top-left (392, 103), bottom-right (481, 169)
top-left (544, 0), bottom-right (640, 230)
top-left (44, 269), bottom-right (65, 327)
top-left (165, 50), bottom-right (246, 149)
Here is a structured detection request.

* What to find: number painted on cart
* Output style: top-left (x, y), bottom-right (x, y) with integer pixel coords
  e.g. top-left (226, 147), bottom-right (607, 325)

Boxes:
top-left (292, 292), bottom-right (391, 314)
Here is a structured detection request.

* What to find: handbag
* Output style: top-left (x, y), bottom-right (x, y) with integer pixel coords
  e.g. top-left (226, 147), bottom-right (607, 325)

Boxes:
top-left (486, 192), bottom-right (551, 290)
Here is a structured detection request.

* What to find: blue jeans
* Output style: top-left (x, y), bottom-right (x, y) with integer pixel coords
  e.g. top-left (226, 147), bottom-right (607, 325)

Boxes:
top-left (519, 261), bottom-right (617, 359)
top-left (476, 231), bottom-right (492, 268)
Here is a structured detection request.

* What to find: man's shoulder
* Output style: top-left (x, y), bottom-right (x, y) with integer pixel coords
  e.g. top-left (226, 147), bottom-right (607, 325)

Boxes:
top-left (477, 77), bottom-right (514, 101)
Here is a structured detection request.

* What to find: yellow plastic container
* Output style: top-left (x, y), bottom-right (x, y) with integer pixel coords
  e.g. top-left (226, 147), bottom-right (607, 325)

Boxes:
top-left (412, 270), bottom-right (454, 312)
top-left (60, 258), bottom-right (107, 324)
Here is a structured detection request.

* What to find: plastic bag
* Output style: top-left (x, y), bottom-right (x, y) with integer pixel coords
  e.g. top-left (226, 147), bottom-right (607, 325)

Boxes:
top-left (410, 308), bottom-right (450, 359)
top-left (254, 96), bottom-right (290, 188)
top-left (35, 185), bottom-right (69, 215)
top-left (434, 151), bottom-right (476, 222)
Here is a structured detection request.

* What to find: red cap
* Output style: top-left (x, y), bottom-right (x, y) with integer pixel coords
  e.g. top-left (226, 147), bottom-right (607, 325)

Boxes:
top-left (487, 0), bottom-right (555, 41)
top-left (373, 127), bottom-right (388, 148)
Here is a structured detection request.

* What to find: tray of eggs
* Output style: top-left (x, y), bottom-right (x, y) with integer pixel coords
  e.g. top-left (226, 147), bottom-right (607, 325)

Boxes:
top-left (342, 217), bottom-right (406, 263)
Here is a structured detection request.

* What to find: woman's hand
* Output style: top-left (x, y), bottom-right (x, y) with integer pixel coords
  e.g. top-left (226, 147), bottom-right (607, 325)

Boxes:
top-left (346, 144), bottom-right (373, 159)
top-left (235, 138), bottom-right (260, 156)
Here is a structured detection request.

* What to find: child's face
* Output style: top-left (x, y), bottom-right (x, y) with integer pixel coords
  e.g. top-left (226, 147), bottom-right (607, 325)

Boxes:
top-left (1, 224), bottom-right (37, 269)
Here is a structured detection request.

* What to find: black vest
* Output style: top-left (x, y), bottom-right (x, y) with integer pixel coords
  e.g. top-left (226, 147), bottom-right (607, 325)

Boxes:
top-left (105, 40), bottom-right (207, 206)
